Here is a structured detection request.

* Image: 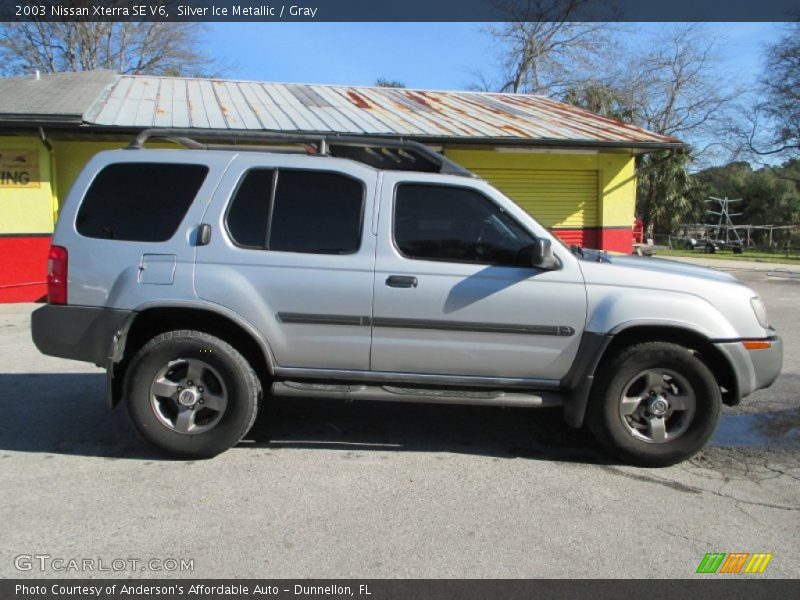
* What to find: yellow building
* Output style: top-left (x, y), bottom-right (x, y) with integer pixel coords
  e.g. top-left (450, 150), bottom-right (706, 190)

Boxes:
top-left (0, 71), bottom-right (681, 301)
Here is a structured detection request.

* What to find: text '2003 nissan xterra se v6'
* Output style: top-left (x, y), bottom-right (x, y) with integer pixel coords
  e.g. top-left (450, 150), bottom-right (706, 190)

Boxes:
top-left (32, 129), bottom-right (783, 466)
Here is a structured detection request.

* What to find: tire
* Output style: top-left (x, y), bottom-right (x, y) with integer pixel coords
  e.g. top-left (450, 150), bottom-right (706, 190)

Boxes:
top-left (124, 330), bottom-right (261, 458)
top-left (587, 342), bottom-right (721, 467)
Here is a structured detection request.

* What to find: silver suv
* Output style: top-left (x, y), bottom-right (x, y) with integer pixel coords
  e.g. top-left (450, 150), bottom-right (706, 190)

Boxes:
top-left (32, 129), bottom-right (782, 466)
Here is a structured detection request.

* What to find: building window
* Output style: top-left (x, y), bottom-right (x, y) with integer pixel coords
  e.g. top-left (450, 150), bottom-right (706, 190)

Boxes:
top-left (226, 169), bottom-right (364, 254)
top-left (76, 163), bottom-right (208, 242)
top-left (394, 183), bottom-right (534, 265)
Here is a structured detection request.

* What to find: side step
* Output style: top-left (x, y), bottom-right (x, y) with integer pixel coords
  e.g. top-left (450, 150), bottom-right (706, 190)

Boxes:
top-left (271, 381), bottom-right (563, 408)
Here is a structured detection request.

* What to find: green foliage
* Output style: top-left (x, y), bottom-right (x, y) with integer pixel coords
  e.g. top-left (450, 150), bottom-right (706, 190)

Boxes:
top-left (636, 151), bottom-right (703, 234)
top-left (562, 81), bottom-right (636, 122)
top-left (375, 78), bottom-right (406, 88)
top-left (692, 159), bottom-right (800, 226)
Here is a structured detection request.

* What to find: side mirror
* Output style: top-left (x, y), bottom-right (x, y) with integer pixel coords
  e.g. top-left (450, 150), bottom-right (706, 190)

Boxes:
top-left (531, 239), bottom-right (559, 270)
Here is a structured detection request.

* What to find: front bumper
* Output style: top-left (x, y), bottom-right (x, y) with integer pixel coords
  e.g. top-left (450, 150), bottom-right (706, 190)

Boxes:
top-left (714, 331), bottom-right (783, 400)
top-left (748, 335), bottom-right (783, 391)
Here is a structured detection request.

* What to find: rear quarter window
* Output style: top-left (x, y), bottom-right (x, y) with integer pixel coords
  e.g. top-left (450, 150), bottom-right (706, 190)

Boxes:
top-left (225, 168), bottom-right (364, 254)
top-left (75, 163), bottom-right (209, 242)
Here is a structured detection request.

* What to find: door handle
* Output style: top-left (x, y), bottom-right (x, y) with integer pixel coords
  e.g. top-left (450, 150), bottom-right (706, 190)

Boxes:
top-left (197, 223), bottom-right (212, 246)
top-left (386, 275), bottom-right (418, 288)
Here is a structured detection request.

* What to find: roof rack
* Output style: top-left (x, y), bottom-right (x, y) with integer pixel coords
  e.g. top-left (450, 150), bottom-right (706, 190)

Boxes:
top-left (127, 128), bottom-right (474, 177)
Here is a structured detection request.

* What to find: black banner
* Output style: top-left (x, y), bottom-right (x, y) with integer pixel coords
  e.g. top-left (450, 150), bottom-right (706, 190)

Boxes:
top-left (1, 0), bottom-right (799, 23)
top-left (3, 580), bottom-right (800, 600)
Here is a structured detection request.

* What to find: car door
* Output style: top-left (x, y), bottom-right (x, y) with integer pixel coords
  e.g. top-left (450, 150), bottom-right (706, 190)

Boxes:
top-left (195, 154), bottom-right (377, 371)
top-left (371, 172), bottom-right (587, 382)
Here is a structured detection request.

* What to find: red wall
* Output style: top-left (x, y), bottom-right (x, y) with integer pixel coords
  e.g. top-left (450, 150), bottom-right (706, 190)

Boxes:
top-left (0, 235), bottom-right (50, 302)
top-left (553, 227), bottom-right (633, 254)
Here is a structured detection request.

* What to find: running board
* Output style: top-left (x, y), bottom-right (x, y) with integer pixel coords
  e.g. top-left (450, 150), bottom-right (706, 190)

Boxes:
top-left (271, 381), bottom-right (563, 408)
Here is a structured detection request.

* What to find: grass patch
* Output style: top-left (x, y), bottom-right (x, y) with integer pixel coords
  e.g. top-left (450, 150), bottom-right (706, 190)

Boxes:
top-left (657, 249), bottom-right (800, 263)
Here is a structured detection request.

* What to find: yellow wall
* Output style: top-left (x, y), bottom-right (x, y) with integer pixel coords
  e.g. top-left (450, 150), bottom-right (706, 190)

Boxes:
top-left (445, 149), bottom-right (636, 230)
top-left (0, 136), bottom-right (57, 234)
top-left (598, 153), bottom-right (637, 228)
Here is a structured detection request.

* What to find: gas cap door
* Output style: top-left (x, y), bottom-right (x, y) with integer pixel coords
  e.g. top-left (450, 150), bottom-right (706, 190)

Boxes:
top-left (139, 254), bottom-right (177, 285)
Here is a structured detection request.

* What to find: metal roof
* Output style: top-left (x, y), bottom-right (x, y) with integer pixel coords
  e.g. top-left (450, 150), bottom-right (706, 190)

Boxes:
top-left (84, 75), bottom-right (682, 150)
top-left (0, 70), bottom-right (118, 124)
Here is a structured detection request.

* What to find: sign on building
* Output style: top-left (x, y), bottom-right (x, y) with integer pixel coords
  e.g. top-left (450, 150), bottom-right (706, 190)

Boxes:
top-left (0, 150), bottom-right (40, 188)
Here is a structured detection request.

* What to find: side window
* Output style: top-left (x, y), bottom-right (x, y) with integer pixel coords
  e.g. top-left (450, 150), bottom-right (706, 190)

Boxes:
top-left (226, 169), bottom-right (274, 248)
top-left (226, 169), bottom-right (364, 254)
top-left (76, 163), bottom-right (208, 242)
top-left (394, 184), bottom-right (534, 265)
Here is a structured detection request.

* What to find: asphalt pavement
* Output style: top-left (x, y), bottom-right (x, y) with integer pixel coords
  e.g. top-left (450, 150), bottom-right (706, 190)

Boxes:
top-left (1, 261), bottom-right (798, 579)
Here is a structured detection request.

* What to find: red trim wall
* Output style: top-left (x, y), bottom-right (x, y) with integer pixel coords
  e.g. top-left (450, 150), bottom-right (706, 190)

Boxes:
top-left (0, 235), bottom-right (50, 302)
top-left (552, 227), bottom-right (633, 254)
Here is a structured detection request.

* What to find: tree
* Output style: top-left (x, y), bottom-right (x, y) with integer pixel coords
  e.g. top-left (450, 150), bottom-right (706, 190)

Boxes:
top-left (618, 27), bottom-right (735, 151)
top-left (636, 150), bottom-right (704, 235)
top-left (747, 22), bottom-right (800, 158)
top-left (623, 26), bottom-right (738, 234)
top-left (0, 7), bottom-right (221, 77)
top-left (484, 0), bottom-right (617, 96)
top-left (375, 78), bottom-right (406, 88)
top-left (562, 81), bottom-right (636, 121)
top-left (693, 160), bottom-right (800, 228)
top-left (484, 18), bottom-right (737, 235)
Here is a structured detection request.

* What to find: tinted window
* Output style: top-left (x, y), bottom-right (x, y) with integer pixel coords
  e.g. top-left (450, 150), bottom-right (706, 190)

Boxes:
top-left (395, 184), bottom-right (534, 265)
top-left (226, 169), bottom-right (274, 248)
top-left (76, 163), bottom-right (208, 242)
top-left (225, 169), bottom-right (364, 254)
top-left (270, 171), bottom-right (363, 254)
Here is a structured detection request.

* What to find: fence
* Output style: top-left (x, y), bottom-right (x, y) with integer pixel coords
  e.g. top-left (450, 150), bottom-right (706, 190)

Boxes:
top-left (650, 224), bottom-right (800, 255)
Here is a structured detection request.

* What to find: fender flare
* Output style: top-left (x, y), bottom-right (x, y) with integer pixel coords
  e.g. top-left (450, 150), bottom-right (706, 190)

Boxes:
top-left (106, 300), bottom-right (277, 407)
top-left (561, 321), bottom-right (736, 429)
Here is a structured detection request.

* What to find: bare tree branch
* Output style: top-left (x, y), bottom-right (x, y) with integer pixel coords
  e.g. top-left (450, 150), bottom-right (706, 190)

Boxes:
top-left (0, 2), bottom-right (224, 77)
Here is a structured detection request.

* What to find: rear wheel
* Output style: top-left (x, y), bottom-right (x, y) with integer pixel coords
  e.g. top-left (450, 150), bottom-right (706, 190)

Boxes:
top-left (124, 330), bottom-right (261, 458)
top-left (587, 342), bottom-right (721, 467)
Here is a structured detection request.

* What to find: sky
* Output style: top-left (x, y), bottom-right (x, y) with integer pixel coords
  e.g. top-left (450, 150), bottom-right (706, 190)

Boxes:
top-left (205, 22), bottom-right (787, 91)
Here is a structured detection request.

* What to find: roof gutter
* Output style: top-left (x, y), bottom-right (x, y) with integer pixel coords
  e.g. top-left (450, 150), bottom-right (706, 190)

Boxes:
top-left (0, 123), bottom-right (686, 152)
top-left (423, 136), bottom-right (686, 152)
top-left (0, 114), bottom-right (84, 127)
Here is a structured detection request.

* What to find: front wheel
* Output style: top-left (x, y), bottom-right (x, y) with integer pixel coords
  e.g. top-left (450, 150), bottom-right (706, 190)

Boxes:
top-left (124, 330), bottom-right (261, 458)
top-left (587, 342), bottom-right (721, 467)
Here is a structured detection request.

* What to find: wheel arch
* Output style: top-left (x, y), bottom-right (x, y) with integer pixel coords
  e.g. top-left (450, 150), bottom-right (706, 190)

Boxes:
top-left (563, 324), bottom-right (739, 428)
top-left (108, 302), bottom-right (275, 408)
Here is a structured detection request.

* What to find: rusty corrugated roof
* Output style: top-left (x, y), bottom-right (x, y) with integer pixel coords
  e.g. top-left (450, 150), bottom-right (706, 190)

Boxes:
top-left (79, 74), bottom-right (680, 149)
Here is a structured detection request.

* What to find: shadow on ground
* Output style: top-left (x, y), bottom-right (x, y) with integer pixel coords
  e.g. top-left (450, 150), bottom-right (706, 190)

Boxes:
top-left (0, 372), bottom-right (608, 464)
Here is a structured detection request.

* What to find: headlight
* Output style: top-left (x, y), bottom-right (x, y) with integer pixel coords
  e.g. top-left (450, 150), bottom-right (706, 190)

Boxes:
top-left (750, 297), bottom-right (769, 328)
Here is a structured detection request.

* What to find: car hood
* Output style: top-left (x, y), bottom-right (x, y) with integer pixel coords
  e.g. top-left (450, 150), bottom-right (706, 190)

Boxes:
top-left (577, 251), bottom-right (739, 285)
